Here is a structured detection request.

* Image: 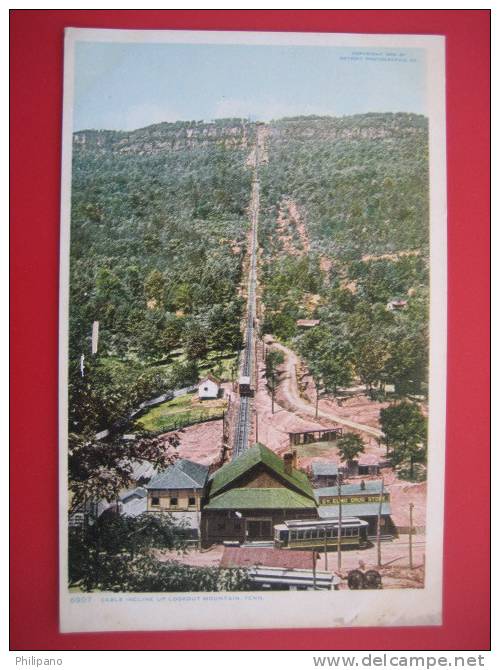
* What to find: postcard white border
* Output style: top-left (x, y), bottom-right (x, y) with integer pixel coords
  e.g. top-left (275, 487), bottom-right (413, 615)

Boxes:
top-left (59, 28), bottom-right (447, 633)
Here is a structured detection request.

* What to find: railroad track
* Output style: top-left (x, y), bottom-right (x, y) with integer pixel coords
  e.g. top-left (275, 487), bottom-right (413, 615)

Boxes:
top-left (233, 395), bottom-right (251, 458)
top-left (233, 136), bottom-right (261, 458)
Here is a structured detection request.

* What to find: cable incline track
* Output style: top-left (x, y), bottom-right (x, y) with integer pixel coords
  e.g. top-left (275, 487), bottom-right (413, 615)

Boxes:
top-left (232, 134), bottom-right (261, 459)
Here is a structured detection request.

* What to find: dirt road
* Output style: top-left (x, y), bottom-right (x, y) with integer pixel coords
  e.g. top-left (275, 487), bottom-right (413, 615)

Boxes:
top-left (271, 341), bottom-right (383, 439)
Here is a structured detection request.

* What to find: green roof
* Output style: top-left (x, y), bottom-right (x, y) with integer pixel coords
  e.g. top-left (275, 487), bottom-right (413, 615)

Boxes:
top-left (209, 443), bottom-right (314, 500)
top-left (204, 488), bottom-right (318, 510)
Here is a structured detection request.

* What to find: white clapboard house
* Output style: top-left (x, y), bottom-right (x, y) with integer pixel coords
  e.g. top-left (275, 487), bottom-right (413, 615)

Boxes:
top-left (197, 374), bottom-right (220, 400)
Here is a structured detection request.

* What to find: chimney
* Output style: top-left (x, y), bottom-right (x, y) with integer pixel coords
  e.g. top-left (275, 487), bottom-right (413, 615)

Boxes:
top-left (283, 452), bottom-right (293, 475)
top-left (292, 450), bottom-right (298, 468)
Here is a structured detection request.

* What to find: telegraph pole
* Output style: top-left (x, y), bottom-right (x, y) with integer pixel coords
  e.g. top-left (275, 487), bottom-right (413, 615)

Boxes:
top-left (376, 477), bottom-right (384, 567)
top-left (337, 476), bottom-right (342, 570)
top-left (409, 502), bottom-right (414, 569)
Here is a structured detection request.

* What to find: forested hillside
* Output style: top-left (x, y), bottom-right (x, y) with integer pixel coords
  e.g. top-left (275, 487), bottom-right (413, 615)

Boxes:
top-left (259, 113), bottom-right (429, 398)
top-left (68, 113), bottom-right (430, 436)
top-left (69, 119), bottom-right (255, 433)
top-left (261, 113), bottom-right (429, 259)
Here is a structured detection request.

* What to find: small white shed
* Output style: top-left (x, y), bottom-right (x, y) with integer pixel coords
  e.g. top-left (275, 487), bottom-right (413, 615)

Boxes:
top-left (198, 374), bottom-right (220, 400)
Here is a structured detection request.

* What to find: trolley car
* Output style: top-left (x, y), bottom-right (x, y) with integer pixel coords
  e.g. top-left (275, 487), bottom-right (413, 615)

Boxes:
top-left (274, 517), bottom-right (369, 551)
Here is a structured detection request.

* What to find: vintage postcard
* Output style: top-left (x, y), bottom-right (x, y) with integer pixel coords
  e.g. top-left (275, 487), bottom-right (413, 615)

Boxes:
top-left (59, 28), bottom-right (447, 632)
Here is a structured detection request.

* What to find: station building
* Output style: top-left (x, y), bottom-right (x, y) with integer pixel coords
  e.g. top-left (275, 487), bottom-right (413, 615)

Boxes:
top-left (201, 443), bottom-right (317, 547)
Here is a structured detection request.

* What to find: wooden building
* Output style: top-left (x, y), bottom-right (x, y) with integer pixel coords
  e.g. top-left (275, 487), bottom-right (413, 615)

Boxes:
top-left (288, 427), bottom-right (342, 447)
top-left (386, 299), bottom-right (408, 312)
top-left (146, 459), bottom-right (209, 541)
top-left (198, 374), bottom-right (220, 400)
top-left (201, 443), bottom-right (317, 547)
top-left (311, 461), bottom-right (340, 487)
top-left (344, 455), bottom-right (381, 477)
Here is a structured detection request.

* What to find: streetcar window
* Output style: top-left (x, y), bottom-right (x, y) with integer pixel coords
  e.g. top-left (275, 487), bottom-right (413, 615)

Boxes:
top-left (311, 530), bottom-right (317, 539)
top-left (318, 529), bottom-right (325, 539)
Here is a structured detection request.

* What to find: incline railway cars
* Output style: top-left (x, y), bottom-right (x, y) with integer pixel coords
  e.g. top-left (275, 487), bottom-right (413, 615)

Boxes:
top-left (238, 375), bottom-right (254, 397)
top-left (274, 517), bottom-right (369, 551)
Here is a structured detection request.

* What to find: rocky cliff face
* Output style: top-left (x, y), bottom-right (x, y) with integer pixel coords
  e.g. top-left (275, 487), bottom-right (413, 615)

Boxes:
top-left (73, 119), bottom-right (256, 156)
top-left (269, 113), bottom-right (427, 144)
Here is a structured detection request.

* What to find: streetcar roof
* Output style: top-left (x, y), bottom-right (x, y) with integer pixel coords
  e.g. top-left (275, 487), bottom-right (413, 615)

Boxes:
top-left (249, 566), bottom-right (339, 585)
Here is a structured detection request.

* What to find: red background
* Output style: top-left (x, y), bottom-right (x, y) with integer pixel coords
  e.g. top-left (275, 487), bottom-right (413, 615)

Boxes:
top-left (10, 10), bottom-right (490, 650)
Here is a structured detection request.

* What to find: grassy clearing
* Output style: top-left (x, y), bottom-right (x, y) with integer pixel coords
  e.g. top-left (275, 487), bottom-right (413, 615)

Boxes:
top-left (294, 440), bottom-right (339, 458)
top-left (198, 351), bottom-right (238, 382)
top-left (136, 392), bottom-right (227, 433)
top-left (150, 350), bottom-right (238, 383)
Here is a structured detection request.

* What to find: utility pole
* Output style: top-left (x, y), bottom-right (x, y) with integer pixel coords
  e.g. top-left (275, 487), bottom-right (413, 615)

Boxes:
top-left (376, 477), bottom-right (385, 567)
top-left (255, 335), bottom-right (259, 390)
top-left (312, 550), bottom-right (317, 590)
top-left (91, 320), bottom-right (99, 355)
top-left (337, 476), bottom-right (342, 570)
top-left (409, 502), bottom-right (414, 569)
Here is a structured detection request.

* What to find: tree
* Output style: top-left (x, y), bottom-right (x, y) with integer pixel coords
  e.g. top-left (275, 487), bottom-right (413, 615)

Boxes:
top-left (207, 300), bottom-right (243, 356)
top-left (265, 349), bottom-right (285, 413)
top-left (353, 336), bottom-right (389, 397)
top-left (297, 326), bottom-right (353, 416)
top-left (167, 359), bottom-right (199, 388)
top-left (68, 431), bottom-right (180, 513)
top-left (385, 330), bottom-right (427, 396)
top-left (144, 269), bottom-right (166, 309)
top-left (69, 513), bottom-right (252, 592)
top-left (337, 433), bottom-right (365, 465)
top-left (184, 319), bottom-right (209, 361)
top-left (379, 401), bottom-right (427, 479)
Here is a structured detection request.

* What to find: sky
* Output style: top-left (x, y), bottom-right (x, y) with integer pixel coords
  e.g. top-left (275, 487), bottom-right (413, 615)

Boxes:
top-left (73, 41), bottom-right (426, 132)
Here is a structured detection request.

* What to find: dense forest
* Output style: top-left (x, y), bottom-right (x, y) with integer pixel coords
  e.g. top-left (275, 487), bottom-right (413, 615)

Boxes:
top-left (259, 113), bottom-right (429, 398)
top-left (69, 119), bottom-right (254, 433)
top-left (68, 113), bottom-right (430, 439)
top-left (261, 113), bottom-right (429, 259)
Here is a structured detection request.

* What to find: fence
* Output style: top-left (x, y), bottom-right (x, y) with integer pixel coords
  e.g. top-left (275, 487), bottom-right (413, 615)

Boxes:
top-left (94, 384), bottom-right (199, 441)
top-left (143, 411), bottom-right (225, 438)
